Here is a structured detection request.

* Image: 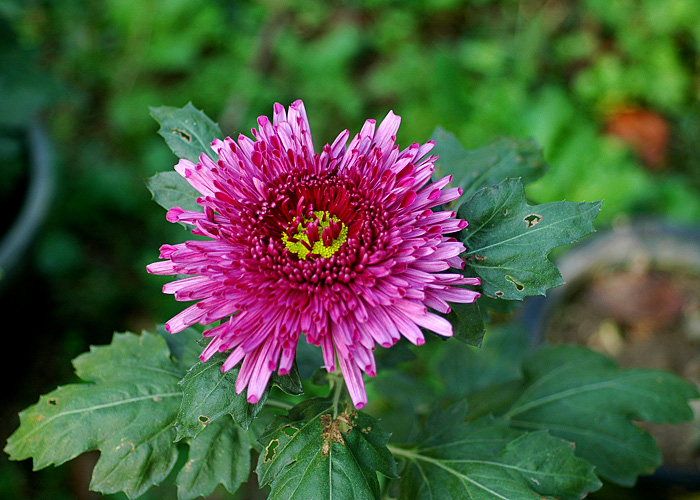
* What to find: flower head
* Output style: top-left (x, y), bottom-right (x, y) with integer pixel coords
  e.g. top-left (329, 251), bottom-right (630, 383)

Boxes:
top-left (148, 100), bottom-right (480, 408)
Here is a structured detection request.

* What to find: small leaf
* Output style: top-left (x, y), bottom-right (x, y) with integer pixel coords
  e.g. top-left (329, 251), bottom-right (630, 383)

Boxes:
top-left (5, 331), bottom-right (183, 499)
top-left (175, 415), bottom-right (252, 500)
top-left (271, 362), bottom-right (304, 396)
top-left (459, 178), bottom-right (602, 299)
top-left (175, 352), bottom-right (268, 439)
top-left (445, 300), bottom-right (485, 346)
top-left (431, 128), bottom-right (548, 207)
top-left (146, 170), bottom-right (202, 214)
top-left (256, 398), bottom-right (398, 500)
top-left (150, 102), bottom-right (222, 163)
top-left (395, 415), bottom-right (601, 500)
top-left (502, 345), bottom-right (700, 486)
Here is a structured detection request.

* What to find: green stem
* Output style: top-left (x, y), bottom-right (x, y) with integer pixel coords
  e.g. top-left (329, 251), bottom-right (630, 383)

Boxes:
top-left (330, 374), bottom-right (346, 418)
top-left (386, 444), bottom-right (417, 459)
top-left (265, 398), bottom-right (294, 411)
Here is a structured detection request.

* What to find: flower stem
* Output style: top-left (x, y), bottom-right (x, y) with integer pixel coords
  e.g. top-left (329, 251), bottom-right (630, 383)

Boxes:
top-left (330, 374), bottom-right (346, 418)
top-left (265, 398), bottom-right (294, 411)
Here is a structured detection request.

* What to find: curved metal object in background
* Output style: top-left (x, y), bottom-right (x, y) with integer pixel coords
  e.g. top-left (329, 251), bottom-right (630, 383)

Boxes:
top-left (0, 122), bottom-right (55, 284)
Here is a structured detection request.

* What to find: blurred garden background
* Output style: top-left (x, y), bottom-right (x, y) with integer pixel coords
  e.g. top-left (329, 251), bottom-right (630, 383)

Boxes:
top-left (2, 0), bottom-right (700, 498)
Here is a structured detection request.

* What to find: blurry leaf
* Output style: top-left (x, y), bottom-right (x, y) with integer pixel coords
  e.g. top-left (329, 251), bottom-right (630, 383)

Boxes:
top-left (150, 102), bottom-right (222, 163)
top-left (175, 415), bottom-right (252, 500)
top-left (5, 331), bottom-right (183, 498)
top-left (256, 398), bottom-right (398, 500)
top-left (459, 178), bottom-right (602, 299)
top-left (374, 339), bottom-right (416, 371)
top-left (394, 415), bottom-right (601, 500)
top-left (438, 322), bottom-right (530, 400)
top-left (146, 170), bottom-right (202, 214)
top-left (445, 300), bottom-right (485, 346)
top-left (295, 337), bottom-right (325, 380)
top-left (502, 345), bottom-right (699, 486)
top-left (431, 128), bottom-right (548, 207)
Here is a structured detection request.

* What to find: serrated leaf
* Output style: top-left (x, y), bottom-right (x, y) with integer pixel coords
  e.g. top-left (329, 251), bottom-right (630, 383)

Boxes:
top-left (459, 178), bottom-right (602, 299)
top-left (150, 102), bottom-right (222, 163)
top-left (175, 353), bottom-right (268, 439)
top-left (73, 330), bottom-right (184, 383)
top-left (175, 415), bottom-right (252, 500)
top-left (256, 398), bottom-right (398, 500)
top-left (156, 324), bottom-right (203, 371)
top-left (394, 416), bottom-right (601, 500)
top-left (5, 331), bottom-right (183, 499)
top-left (175, 347), bottom-right (301, 440)
top-left (146, 170), bottom-right (202, 214)
top-left (502, 345), bottom-right (700, 486)
top-left (431, 128), bottom-right (548, 207)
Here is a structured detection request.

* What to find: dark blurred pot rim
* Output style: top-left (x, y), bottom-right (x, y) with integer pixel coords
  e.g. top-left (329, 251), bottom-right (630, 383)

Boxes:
top-left (0, 121), bottom-right (54, 285)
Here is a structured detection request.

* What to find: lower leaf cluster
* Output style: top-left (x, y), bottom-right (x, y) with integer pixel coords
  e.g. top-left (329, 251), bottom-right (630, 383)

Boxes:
top-left (4, 325), bottom-right (699, 500)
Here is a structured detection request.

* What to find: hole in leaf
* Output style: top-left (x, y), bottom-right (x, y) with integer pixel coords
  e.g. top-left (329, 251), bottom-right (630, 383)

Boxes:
top-left (281, 425), bottom-right (299, 438)
top-left (173, 128), bottom-right (192, 143)
top-left (47, 398), bottom-right (58, 406)
top-left (505, 275), bottom-right (525, 291)
top-left (524, 213), bottom-right (543, 228)
top-left (264, 439), bottom-right (279, 463)
top-left (495, 290), bottom-right (505, 298)
top-left (198, 415), bottom-right (209, 425)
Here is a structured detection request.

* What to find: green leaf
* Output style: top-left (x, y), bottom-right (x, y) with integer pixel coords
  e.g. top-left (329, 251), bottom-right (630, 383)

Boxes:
top-left (150, 102), bottom-right (222, 163)
top-left (156, 324), bottom-right (203, 371)
top-left (502, 345), bottom-right (699, 486)
top-left (459, 178), bottom-right (602, 299)
top-left (175, 415), bottom-right (252, 500)
top-left (176, 348), bottom-right (302, 439)
top-left (5, 331), bottom-right (183, 498)
top-left (256, 398), bottom-right (398, 500)
top-left (445, 300), bottom-right (485, 346)
top-left (438, 322), bottom-right (531, 400)
top-left (431, 128), bottom-right (548, 207)
top-left (175, 352), bottom-right (269, 439)
top-left (146, 170), bottom-right (202, 214)
top-left (394, 416), bottom-right (601, 500)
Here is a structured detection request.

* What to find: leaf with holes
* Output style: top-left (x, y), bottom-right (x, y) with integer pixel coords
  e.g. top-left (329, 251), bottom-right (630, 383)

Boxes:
top-left (458, 178), bottom-right (602, 300)
top-left (431, 127), bottom-right (548, 208)
top-left (393, 414), bottom-right (601, 500)
top-left (4, 331), bottom-right (184, 499)
top-left (256, 398), bottom-right (398, 500)
top-left (175, 415), bottom-right (253, 500)
top-left (501, 345), bottom-right (699, 486)
top-left (150, 102), bottom-right (222, 163)
top-left (176, 351), bottom-right (303, 439)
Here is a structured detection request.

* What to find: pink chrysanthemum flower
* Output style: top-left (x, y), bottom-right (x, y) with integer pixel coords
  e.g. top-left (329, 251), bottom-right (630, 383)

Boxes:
top-left (148, 100), bottom-right (480, 408)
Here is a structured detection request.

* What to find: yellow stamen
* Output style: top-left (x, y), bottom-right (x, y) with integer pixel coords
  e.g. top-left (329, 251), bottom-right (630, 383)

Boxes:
top-left (282, 210), bottom-right (348, 260)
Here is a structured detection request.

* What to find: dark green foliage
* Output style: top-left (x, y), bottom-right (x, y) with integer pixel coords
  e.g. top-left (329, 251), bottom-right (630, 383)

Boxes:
top-left (256, 398), bottom-right (398, 500)
top-left (460, 178), bottom-right (602, 300)
top-left (4, 330), bottom-right (255, 500)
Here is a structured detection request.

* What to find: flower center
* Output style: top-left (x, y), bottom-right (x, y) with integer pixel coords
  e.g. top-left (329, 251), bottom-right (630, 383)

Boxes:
top-left (282, 210), bottom-right (348, 260)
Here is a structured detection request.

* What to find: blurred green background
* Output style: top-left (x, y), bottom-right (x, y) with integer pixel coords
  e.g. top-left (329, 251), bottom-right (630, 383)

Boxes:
top-left (2, 0), bottom-right (700, 498)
